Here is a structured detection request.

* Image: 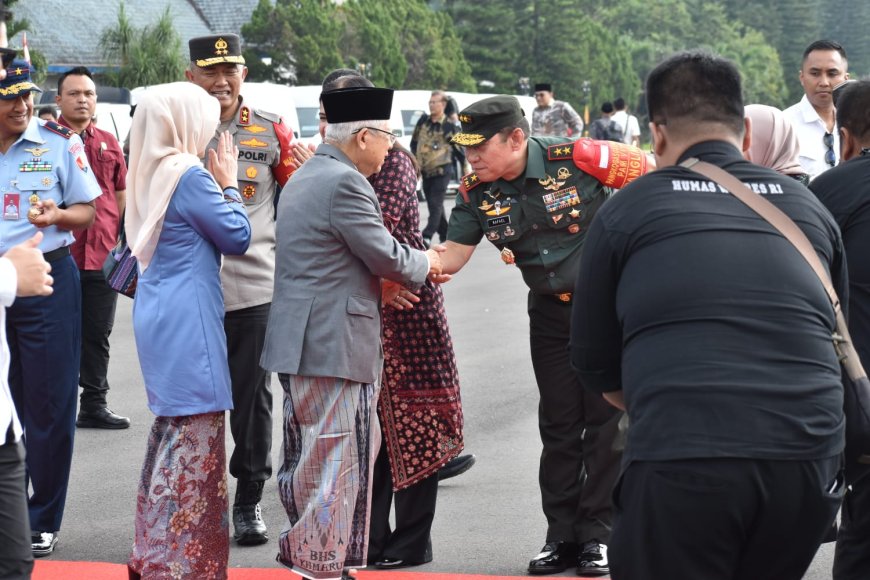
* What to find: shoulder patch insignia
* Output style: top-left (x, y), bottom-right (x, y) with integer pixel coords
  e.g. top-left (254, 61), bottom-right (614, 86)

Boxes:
top-left (42, 121), bottom-right (74, 139)
top-left (547, 142), bottom-right (574, 161)
top-left (239, 106), bottom-right (251, 125)
top-left (244, 124), bottom-right (267, 134)
top-left (461, 172), bottom-right (483, 192)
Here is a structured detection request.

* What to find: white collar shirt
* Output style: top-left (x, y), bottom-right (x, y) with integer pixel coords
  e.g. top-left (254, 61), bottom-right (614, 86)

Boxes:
top-left (0, 257), bottom-right (22, 443)
top-left (783, 95), bottom-right (838, 180)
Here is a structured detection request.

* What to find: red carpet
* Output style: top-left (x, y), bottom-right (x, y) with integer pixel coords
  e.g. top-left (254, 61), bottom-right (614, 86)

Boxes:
top-left (34, 560), bottom-right (596, 579)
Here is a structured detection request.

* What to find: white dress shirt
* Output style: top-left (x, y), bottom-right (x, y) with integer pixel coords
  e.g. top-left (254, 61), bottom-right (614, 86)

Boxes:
top-left (783, 95), bottom-right (839, 180)
top-left (611, 110), bottom-right (641, 145)
top-left (0, 257), bottom-right (23, 444)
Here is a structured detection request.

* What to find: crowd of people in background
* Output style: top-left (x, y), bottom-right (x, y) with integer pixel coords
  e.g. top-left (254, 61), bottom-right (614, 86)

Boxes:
top-left (0, 25), bottom-right (867, 580)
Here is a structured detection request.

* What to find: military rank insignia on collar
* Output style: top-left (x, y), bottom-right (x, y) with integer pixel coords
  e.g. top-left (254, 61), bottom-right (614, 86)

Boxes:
top-left (461, 172), bottom-right (482, 191)
top-left (43, 121), bottom-right (74, 139)
top-left (239, 106), bottom-right (251, 125)
top-left (547, 142), bottom-right (574, 161)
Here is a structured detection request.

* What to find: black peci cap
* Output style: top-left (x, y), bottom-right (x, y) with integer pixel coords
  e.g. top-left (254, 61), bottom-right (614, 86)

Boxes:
top-left (321, 87), bottom-right (394, 123)
top-left (534, 83), bottom-right (552, 93)
top-left (189, 34), bottom-right (245, 68)
top-left (452, 95), bottom-right (526, 147)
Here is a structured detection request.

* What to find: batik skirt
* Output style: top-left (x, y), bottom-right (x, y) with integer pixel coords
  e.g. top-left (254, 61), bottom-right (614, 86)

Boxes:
top-left (277, 374), bottom-right (381, 580)
top-left (128, 412), bottom-right (229, 580)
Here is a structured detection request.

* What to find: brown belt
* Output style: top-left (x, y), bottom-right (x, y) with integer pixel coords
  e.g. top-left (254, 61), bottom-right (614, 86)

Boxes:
top-left (43, 246), bottom-right (70, 262)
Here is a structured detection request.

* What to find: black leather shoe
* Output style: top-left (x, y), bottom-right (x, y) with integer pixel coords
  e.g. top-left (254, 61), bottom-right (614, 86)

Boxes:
top-left (32, 531), bottom-right (58, 557)
top-left (528, 541), bottom-right (579, 575)
top-left (76, 407), bottom-right (131, 429)
top-left (577, 540), bottom-right (609, 576)
top-left (374, 556), bottom-right (431, 569)
top-left (233, 503), bottom-right (268, 545)
top-left (437, 454), bottom-right (476, 481)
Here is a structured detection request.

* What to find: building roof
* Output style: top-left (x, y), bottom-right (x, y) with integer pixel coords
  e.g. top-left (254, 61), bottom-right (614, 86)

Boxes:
top-left (11, 0), bottom-right (262, 74)
top-left (193, 0), bottom-right (262, 36)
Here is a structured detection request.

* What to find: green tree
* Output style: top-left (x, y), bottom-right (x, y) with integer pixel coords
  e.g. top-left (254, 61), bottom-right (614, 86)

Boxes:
top-left (242, 0), bottom-right (343, 85)
top-left (100, 3), bottom-right (185, 87)
top-left (445, 0), bottom-right (525, 93)
top-left (341, 0), bottom-right (408, 88)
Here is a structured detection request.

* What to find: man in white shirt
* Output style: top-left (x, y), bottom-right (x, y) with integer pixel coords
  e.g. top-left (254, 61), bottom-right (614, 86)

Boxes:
top-left (611, 98), bottom-right (641, 147)
top-left (0, 232), bottom-right (53, 579)
top-left (783, 40), bottom-right (849, 180)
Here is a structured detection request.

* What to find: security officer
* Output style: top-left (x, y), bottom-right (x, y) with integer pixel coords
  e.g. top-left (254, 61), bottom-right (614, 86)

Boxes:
top-left (0, 59), bottom-right (101, 557)
top-left (435, 96), bottom-right (647, 576)
top-left (186, 33), bottom-right (299, 546)
top-left (531, 83), bottom-right (584, 138)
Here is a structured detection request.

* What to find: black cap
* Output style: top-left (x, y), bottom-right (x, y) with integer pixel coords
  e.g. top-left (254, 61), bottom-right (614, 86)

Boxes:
top-left (0, 59), bottom-right (41, 101)
top-left (321, 87), bottom-right (394, 123)
top-left (534, 83), bottom-right (552, 93)
top-left (189, 34), bottom-right (245, 68)
top-left (452, 96), bottom-right (526, 147)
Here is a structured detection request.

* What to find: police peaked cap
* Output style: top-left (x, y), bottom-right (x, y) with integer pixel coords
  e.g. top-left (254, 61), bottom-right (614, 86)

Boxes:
top-left (452, 95), bottom-right (527, 147)
top-left (0, 58), bottom-right (42, 101)
top-left (321, 87), bottom-right (394, 124)
top-left (189, 34), bottom-right (245, 67)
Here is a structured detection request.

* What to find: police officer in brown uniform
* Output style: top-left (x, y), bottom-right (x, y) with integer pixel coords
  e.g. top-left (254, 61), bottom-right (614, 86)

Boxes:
top-left (436, 96), bottom-right (649, 576)
top-left (186, 33), bottom-right (300, 546)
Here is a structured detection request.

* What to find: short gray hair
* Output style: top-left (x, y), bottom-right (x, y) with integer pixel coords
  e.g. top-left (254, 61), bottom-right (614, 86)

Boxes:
top-left (325, 119), bottom-right (390, 144)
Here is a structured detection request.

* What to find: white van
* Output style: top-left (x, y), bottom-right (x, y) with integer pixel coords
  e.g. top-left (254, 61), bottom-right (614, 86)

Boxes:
top-left (240, 82), bottom-right (301, 141)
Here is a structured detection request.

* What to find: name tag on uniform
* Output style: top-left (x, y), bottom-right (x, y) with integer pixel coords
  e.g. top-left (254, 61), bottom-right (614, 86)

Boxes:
top-left (3, 193), bottom-right (20, 220)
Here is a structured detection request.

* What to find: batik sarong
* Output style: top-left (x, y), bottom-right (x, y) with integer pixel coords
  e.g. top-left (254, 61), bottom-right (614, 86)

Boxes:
top-left (128, 412), bottom-right (229, 580)
top-left (277, 374), bottom-right (380, 580)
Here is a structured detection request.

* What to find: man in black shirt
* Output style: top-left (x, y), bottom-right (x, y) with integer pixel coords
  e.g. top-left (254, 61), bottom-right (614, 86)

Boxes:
top-left (570, 51), bottom-right (846, 580)
top-left (809, 79), bottom-right (870, 580)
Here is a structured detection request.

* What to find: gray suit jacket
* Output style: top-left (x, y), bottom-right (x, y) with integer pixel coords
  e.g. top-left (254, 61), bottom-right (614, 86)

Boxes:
top-left (260, 143), bottom-right (430, 384)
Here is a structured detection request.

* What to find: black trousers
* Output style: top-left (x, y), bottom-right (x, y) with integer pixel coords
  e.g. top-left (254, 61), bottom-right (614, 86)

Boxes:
top-left (528, 292), bottom-right (622, 544)
top-left (225, 302), bottom-right (273, 484)
top-left (368, 438), bottom-right (437, 563)
top-left (79, 269), bottom-right (118, 410)
top-left (0, 440), bottom-right (33, 580)
top-left (834, 468), bottom-right (870, 580)
top-left (611, 456), bottom-right (844, 580)
top-left (421, 173), bottom-right (450, 242)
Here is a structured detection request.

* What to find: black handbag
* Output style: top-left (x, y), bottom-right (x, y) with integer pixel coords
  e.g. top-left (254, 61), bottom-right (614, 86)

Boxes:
top-left (682, 158), bottom-right (870, 472)
top-left (101, 223), bottom-right (138, 299)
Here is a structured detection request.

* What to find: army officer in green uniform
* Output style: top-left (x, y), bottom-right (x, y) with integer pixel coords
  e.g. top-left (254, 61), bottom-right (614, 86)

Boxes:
top-left (435, 96), bottom-right (632, 577)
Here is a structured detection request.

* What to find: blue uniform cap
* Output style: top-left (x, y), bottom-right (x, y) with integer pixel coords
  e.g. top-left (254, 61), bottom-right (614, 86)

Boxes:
top-left (0, 59), bottom-right (42, 100)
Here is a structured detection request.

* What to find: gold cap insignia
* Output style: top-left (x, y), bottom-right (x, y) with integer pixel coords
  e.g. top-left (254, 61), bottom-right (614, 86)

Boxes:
top-left (459, 113), bottom-right (473, 124)
top-left (452, 132), bottom-right (486, 147)
top-left (214, 38), bottom-right (229, 56)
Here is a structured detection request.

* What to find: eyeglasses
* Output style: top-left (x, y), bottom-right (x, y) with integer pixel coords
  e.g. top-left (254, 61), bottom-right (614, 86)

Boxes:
top-left (353, 126), bottom-right (397, 145)
top-left (823, 132), bottom-right (836, 167)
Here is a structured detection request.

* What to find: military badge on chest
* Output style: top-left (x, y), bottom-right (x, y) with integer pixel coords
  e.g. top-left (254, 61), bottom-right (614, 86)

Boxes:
top-left (481, 187), bottom-right (519, 242)
top-left (539, 167), bottom-right (584, 233)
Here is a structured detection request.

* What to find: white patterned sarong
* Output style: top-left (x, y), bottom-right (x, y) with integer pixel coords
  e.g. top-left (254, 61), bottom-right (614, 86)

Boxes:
top-left (277, 375), bottom-right (380, 580)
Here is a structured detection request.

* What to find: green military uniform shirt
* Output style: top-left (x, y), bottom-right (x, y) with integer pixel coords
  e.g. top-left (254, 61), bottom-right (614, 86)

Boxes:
top-left (447, 137), bottom-right (611, 294)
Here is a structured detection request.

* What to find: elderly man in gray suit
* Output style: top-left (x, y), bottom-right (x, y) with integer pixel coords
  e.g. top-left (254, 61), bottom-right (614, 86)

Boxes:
top-left (261, 86), bottom-right (447, 580)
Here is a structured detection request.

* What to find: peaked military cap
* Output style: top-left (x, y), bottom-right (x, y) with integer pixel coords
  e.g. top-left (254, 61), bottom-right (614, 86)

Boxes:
top-left (321, 87), bottom-right (393, 123)
top-left (0, 58), bottom-right (42, 101)
top-left (452, 95), bottom-right (526, 147)
top-left (189, 34), bottom-right (245, 68)
top-left (534, 83), bottom-right (552, 93)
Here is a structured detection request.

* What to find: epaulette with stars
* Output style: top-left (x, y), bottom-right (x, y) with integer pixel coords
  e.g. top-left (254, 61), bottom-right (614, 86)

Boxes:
top-left (547, 142), bottom-right (574, 161)
top-left (458, 171), bottom-right (483, 203)
top-left (42, 121), bottom-right (74, 139)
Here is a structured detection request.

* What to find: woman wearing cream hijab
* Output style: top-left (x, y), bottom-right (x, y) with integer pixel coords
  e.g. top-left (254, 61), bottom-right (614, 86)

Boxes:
top-left (744, 104), bottom-right (810, 185)
top-left (125, 82), bottom-right (251, 580)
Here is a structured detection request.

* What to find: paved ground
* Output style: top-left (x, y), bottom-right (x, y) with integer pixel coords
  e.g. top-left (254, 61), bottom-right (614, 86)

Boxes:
top-left (50, 203), bottom-right (836, 577)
